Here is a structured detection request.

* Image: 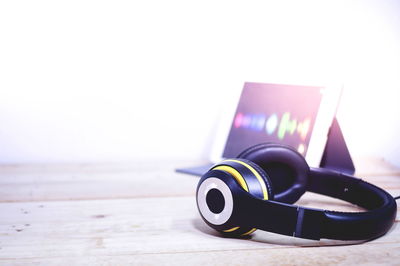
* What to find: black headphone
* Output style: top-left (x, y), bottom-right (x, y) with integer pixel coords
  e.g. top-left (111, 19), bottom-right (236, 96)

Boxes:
top-left (196, 143), bottom-right (397, 240)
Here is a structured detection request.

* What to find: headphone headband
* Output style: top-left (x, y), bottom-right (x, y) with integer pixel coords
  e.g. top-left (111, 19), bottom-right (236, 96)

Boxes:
top-left (307, 168), bottom-right (397, 240)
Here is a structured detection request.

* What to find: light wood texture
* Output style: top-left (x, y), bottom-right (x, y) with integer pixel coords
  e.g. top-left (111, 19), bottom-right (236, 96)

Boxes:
top-left (0, 157), bottom-right (399, 265)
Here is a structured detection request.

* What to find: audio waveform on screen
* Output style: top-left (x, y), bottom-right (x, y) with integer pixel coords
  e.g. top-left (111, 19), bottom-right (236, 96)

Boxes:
top-left (234, 112), bottom-right (311, 141)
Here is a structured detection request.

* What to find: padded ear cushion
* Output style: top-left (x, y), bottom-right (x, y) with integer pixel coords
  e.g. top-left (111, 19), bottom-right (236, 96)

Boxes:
top-left (237, 143), bottom-right (309, 204)
top-left (240, 159), bottom-right (274, 200)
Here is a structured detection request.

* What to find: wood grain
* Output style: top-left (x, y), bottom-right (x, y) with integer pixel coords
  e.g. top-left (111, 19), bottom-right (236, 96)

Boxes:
top-left (0, 157), bottom-right (399, 202)
top-left (0, 157), bottom-right (399, 265)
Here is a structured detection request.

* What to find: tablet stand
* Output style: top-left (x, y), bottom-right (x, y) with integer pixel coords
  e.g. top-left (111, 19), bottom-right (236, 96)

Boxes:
top-left (176, 117), bottom-right (355, 176)
top-left (319, 117), bottom-right (355, 174)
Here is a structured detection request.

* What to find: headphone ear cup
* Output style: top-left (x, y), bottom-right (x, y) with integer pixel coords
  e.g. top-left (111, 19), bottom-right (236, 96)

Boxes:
top-left (238, 143), bottom-right (309, 204)
top-left (206, 158), bottom-right (274, 237)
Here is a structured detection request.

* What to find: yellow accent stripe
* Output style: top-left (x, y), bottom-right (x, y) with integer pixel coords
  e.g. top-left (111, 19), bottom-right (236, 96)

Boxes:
top-left (223, 159), bottom-right (269, 200)
top-left (212, 165), bottom-right (249, 192)
top-left (223, 226), bottom-right (240, 233)
top-left (241, 228), bottom-right (257, 236)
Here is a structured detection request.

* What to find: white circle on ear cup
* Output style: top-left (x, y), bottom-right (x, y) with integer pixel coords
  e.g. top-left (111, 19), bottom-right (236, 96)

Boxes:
top-left (197, 177), bottom-right (233, 225)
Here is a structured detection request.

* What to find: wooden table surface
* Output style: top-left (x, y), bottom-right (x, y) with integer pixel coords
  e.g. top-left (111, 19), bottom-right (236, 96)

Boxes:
top-left (0, 158), bottom-right (399, 265)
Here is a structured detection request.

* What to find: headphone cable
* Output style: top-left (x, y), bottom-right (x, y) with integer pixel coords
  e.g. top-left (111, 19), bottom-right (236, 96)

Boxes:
top-left (395, 195), bottom-right (400, 200)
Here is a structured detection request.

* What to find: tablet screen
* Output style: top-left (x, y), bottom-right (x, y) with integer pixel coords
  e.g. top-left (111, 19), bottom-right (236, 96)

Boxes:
top-left (222, 82), bottom-right (324, 158)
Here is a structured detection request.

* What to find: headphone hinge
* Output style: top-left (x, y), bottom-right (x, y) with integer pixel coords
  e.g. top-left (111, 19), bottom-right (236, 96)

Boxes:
top-left (294, 207), bottom-right (325, 240)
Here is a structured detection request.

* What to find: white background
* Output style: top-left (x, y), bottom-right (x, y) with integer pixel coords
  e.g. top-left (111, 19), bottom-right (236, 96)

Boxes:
top-left (1, 0), bottom-right (400, 166)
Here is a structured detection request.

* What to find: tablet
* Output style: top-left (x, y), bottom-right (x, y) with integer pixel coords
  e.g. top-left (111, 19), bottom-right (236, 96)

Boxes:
top-left (210, 82), bottom-right (342, 167)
